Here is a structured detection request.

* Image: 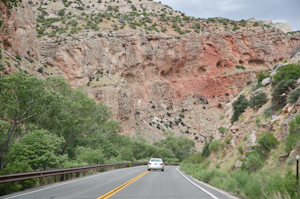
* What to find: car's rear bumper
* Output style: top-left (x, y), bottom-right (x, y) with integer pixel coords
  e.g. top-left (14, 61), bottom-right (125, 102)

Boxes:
top-left (148, 165), bottom-right (164, 170)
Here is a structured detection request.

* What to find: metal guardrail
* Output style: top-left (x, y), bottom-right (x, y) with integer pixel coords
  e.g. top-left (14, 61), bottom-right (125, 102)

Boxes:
top-left (0, 162), bottom-right (180, 184)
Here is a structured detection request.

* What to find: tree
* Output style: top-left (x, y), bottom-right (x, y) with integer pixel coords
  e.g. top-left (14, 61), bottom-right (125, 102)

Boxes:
top-left (231, 94), bottom-right (249, 123)
top-left (58, 9), bottom-right (65, 16)
top-left (249, 92), bottom-right (268, 110)
top-left (272, 79), bottom-right (296, 109)
top-left (0, 72), bottom-right (52, 169)
top-left (273, 64), bottom-right (300, 82)
top-left (75, 146), bottom-right (104, 164)
top-left (7, 129), bottom-right (67, 170)
top-left (288, 88), bottom-right (300, 104)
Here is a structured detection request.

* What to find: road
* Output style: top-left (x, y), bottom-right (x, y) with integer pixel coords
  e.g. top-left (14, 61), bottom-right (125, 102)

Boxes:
top-left (1, 166), bottom-right (237, 199)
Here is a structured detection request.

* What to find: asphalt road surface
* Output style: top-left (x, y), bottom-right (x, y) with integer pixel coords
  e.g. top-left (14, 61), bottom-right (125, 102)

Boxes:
top-left (1, 166), bottom-right (237, 199)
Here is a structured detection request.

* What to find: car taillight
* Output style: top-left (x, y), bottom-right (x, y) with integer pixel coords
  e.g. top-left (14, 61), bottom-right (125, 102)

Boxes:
top-left (160, 163), bottom-right (163, 165)
top-left (149, 163), bottom-right (151, 165)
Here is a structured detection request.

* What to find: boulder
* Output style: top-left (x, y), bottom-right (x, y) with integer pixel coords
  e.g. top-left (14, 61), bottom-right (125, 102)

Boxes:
top-left (297, 77), bottom-right (300, 85)
top-left (261, 77), bottom-right (271, 86)
top-left (231, 126), bottom-right (240, 133)
top-left (289, 146), bottom-right (300, 158)
top-left (270, 71), bottom-right (277, 79)
top-left (235, 160), bottom-right (243, 168)
top-left (250, 88), bottom-right (263, 98)
top-left (291, 52), bottom-right (300, 64)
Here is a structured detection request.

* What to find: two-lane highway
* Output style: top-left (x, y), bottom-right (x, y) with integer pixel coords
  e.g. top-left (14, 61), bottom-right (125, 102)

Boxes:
top-left (1, 166), bottom-right (237, 199)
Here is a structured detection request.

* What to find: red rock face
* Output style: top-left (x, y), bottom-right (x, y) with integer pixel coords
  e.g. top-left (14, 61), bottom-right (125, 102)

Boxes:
top-left (0, 2), bottom-right (40, 60)
top-left (38, 29), bottom-right (300, 133)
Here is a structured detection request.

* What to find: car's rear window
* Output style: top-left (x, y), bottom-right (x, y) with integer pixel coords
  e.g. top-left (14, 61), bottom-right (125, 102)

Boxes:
top-left (151, 159), bottom-right (162, 162)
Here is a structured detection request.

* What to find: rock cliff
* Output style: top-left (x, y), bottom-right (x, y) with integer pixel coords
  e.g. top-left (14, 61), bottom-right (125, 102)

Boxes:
top-left (1, 0), bottom-right (300, 149)
top-left (0, 2), bottom-right (40, 60)
top-left (38, 29), bottom-right (300, 138)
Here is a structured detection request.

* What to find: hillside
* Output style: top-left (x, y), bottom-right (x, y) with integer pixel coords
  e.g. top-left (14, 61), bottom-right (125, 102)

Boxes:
top-left (1, 0), bottom-right (300, 151)
top-left (1, 0), bottom-right (300, 197)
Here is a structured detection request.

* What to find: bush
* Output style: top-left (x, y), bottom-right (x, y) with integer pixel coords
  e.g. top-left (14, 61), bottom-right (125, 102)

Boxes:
top-left (58, 9), bottom-right (65, 16)
top-left (273, 64), bottom-right (300, 82)
top-left (15, 55), bottom-right (21, 61)
top-left (218, 127), bottom-right (227, 133)
top-left (97, 33), bottom-right (103, 37)
top-left (201, 142), bottom-right (210, 157)
top-left (256, 70), bottom-right (270, 87)
top-left (209, 140), bottom-right (220, 152)
top-left (250, 132), bottom-right (279, 158)
top-left (285, 114), bottom-right (300, 153)
top-left (246, 151), bottom-right (264, 172)
top-left (231, 94), bottom-right (248, 123)
top-left (288, 88), bottom-right (300, 104)
top-left (38, 67), bottom-right (43, 73)
top-left (272, 79), bottom-right (296, 109)
top-left (249, 92), bottom-right (268, 110)
top-left (236, 65), bottom-right (245, 70)
top-left (263, 103), bottom-right (275, 117)
top-left (218, 103), bottom-right (222, 108)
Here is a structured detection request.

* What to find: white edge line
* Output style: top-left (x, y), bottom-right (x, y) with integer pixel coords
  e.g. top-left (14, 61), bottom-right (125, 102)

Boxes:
top-left (3, 166), bottom-right (144, 199)
top-left (176, 167), bottom-right (219, 199)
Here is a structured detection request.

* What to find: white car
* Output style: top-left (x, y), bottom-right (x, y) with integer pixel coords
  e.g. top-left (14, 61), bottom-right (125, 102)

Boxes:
top-left (148, 158), bottom-right (164, 171)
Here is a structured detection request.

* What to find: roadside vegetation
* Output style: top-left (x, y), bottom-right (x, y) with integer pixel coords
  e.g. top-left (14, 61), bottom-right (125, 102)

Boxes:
top-left (182, 63), bottom-right (300, 199)
top-left (0, 72), bottom-right (195, 195)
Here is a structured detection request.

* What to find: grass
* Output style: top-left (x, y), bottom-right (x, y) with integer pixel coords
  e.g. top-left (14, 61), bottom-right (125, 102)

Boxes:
top-left (181, 163), bottom-right (300, 199)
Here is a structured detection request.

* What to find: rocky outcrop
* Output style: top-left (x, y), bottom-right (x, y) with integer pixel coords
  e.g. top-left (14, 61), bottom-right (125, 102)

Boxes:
top-left (247, 18), bottom-right (293, 33)
top-left (39, 29), bottom-right (300, 134)
top-left (0, 2), bottom-right (40, 60)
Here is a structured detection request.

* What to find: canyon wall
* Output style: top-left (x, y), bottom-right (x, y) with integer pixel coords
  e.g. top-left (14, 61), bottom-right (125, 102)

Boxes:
top-left (2, 2), bottom-right (300, 139)
top-left (39, 30), bottom-right (300, 134)
top-left (0, 2), bottom-right (40, 60)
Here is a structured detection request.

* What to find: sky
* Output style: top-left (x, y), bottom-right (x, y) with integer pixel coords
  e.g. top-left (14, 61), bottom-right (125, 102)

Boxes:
top-left (158, 0), bottom-right (300, 31)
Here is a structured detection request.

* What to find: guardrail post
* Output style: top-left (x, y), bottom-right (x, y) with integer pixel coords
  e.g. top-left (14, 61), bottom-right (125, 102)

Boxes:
top-left (60, 174), bottom-right (64, 182)
top-left (39, 177), bottom-right (43, 186)
top-left (45, 176), bottom-right (49, 185)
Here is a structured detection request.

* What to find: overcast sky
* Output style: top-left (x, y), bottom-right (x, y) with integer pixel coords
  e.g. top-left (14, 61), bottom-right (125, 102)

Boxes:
top-left (158, 0), bottom-right (300, 31)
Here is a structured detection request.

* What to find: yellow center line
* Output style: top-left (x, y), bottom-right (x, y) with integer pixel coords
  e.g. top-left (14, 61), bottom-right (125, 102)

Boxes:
top-left (97, 170), bottom-right (150, 199)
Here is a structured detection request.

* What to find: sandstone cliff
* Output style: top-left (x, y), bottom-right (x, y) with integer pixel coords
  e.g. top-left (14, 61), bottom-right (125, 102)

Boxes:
top-left (38, 29), bottom-right (300, 140)
top-left (0, 2), bottom-right (40, 60)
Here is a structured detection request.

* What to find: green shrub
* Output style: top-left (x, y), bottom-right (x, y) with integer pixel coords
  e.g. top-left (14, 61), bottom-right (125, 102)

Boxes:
top-left (231, 94), bottom-right (248, 123)
top-left (218, 103), bottom-right (222, 108)
top-left (238, 146), bottom-right (243, 154)
top-left (285, 114), bottom-right (300, 153)
top-left (58, 9), bottom-right (65, 16)
top-left (201, 142), bottom-right (210, 157)
top-left (273, 64), bottom-right (300, 82)
top-left (209, 140), bottom-right (220, 152)
top-left (256, 70), bottom-right (270, 87)
top-left (249, 92), bottom-right (268, 110)
top-left (245, 151), bottom-right (264, 172)
top-left (15, 55), bottom-right (21, 61)
top-left (263, 103), bottom-right (275, 117)
top-left (236, 65), bottom-right (245, 70)
top-left (182, 152), bottom-right (205, 164)
top-left (218, 127), bottom-right (227, 133)
top-left (288, 88), bottom-right (300, 104)
top-left (272, 79), bottom-right (296, 109)
top-left (250, 132), bottom-right (279, 158)
top-left (0, 162), bottom-right (36, 195)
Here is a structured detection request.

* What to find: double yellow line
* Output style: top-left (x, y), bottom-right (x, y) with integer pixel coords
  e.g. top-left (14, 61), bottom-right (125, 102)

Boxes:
top-left (97, 170), bottom-right (150, 199)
